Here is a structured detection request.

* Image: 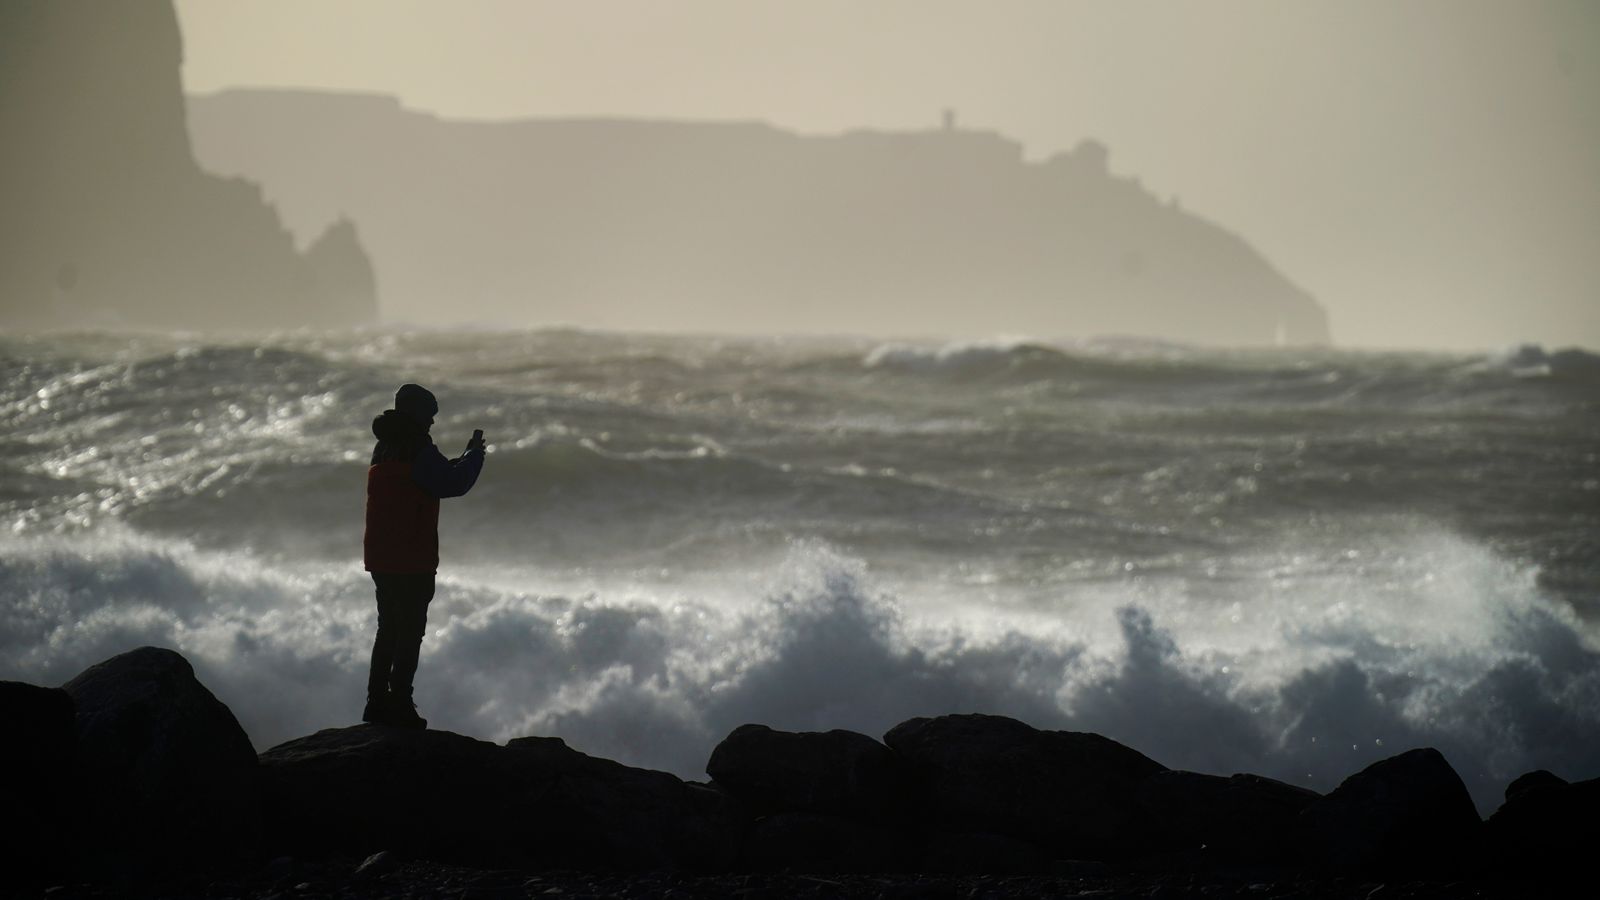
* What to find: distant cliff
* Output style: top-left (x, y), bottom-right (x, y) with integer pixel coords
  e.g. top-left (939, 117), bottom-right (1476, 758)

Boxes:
top-left (0, 1), bottom-right (376, 330)
top-left (187, 90), bottom-right (1329, 346)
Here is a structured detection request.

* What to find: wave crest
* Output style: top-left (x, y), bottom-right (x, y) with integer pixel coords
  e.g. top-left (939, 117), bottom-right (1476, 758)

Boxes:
top-left (4, 533), bottom-right (1598, 814)
top-left (862, 339), bottom-right (1070, 375)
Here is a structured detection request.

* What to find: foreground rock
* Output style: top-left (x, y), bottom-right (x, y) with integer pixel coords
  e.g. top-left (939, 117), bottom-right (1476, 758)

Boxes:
top-left (0, 680), bottom-right (77, 879)
top-left (737, 812), bottom-right (917, 873)
top-left (259, 725), bottom-right (740, 870)
top-left (28, 855), bottom-right (1508, 900)
top-left (884, 713), bottom-right (1168, 860)
top-left (1501, 768), bottom-right (1566, 801)
top-left (11, 645), bottom-right (1600, 888)
top-left (1136, 770), bottom-right (1321, 863)
top-left (706, 723), bottom-right (909, 823)
top-left (64, 647), bottom-right (260, 873)
top-left (1484, 769), bottom-right (1600, 880)
top-left (1293, 747), bottom-right (1480, 874)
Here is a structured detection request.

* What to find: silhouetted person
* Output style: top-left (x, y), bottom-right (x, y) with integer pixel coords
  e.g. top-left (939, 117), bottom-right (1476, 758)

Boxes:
top-left (363, 383), bottom-right (485, 728)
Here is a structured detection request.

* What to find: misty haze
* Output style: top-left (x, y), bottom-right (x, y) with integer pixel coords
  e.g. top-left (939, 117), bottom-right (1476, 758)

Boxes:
top-left (2, 0), bottom-right (1599, 891)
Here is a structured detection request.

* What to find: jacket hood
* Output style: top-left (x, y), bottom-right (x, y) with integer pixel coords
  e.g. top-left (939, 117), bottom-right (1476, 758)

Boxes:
top-left (372, 408), bottom-right (427, 442)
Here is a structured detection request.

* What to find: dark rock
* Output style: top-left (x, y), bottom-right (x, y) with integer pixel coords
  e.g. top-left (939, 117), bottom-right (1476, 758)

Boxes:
top-left (919, 832), bottom-right (1051, 875)
top-left (260, 855), bottom-right (298, 884)
top-left (879, 881), bottom-right (962, 900)
top-left (1502, 769), bottom-right (1566, 802)
top-left (505, 734), bottom-right (744, 871)
top-left (354, 850), bottom-right (400, 878)
top-left (707, 724), bottom-right (909, 822)
top-left (1484, 773), bottom-right (1600, 880)
top-left (62, 646), bottom-right (259, 873)
top-left (461, 883), bottom-right (531, 900)
top-left (1048, 858), bottom-right (1115, 877)
top-left (883, 714), bottom-right (1167, 859)
top-left (258, 726), bottom-right (528, 866)
top-left (0, 680), bottom-right (76, 879)
top-left (1292, 747), bottom-right (1480, 874)
top-left (737, 812), bottom-right (915, 872)
top-left (258, 725), bottom-right (742, 871)
top-left (1135, 770), bottom-right (1321, 862)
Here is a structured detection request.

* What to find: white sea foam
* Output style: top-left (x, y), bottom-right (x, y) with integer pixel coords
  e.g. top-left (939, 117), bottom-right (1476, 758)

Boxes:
top-left (2, 526), bottom-right (1596, 815)
top-left (861, 337), bottom-right (1041, 372)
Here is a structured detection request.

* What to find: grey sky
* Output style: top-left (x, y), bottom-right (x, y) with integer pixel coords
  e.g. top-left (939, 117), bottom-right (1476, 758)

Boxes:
top-left (175, 0), bottom-right (1599, 350)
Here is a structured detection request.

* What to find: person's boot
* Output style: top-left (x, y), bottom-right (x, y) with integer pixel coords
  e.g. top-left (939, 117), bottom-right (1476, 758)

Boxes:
top-left (362, 691), bottom-right (391, 725)
top-left (387, 693), bottom-right (427, 730)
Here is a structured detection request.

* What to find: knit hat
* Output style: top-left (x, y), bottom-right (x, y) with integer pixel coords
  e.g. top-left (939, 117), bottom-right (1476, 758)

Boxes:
top-left (394, 383), bottom-right (438, 423)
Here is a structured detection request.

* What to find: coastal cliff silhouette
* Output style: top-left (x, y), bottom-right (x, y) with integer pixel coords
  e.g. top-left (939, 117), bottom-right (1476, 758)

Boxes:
top-left (188, 90), bottom-right (1329, 346)
top-left (0, 0), bottom-right (377, 330)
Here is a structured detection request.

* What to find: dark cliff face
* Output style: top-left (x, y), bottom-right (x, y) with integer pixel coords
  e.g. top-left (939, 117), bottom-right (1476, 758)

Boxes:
top-left (0, 0), bottom-right (376, 330)
top-left (187, 89), bottom-right (1329, 346)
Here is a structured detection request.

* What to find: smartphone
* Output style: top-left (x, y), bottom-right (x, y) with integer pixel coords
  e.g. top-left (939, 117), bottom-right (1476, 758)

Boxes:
top-left (472, 429), bottom-right (484, 448)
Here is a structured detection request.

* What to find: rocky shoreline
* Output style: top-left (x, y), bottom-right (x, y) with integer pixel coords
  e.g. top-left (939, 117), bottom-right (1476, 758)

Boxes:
top-left (4, 647), bottom-right (1593, 897)
top-left (21, 858), bottom-right (1528, 900)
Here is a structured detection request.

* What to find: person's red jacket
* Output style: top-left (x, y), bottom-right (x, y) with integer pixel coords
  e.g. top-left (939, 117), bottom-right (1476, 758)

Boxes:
top-left (364, 460), bottom-right (442, 574)
top-left (364, 407), bottom-right (484, 574)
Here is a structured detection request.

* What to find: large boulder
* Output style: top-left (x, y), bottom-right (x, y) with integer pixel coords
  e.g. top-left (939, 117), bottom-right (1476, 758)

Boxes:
top-left (259, 725), bottom-right (519, 864)
top-left (918, 831), bottom-right (1052, 875)
top-left (1135, 770), bottom-right (1321, 863)
top-left (883, 714), bottom-right (1167, 859)
top-left (1293, 747), bottom-right (1480, 874)
top-left (0, 681), bottom-right (76, 879)
top-left (63, 646), bottom-right (259, 873)
top-left (1484, 770), bottom-right (1600, 881)
top-left (735, 812), bottom-right (915, 873)
top-left (706, 724), bottom-right (909, 822)
top-left (504, 734), bottom-right (743, 871)
top-left (259, 726), bottom-right (742, 870)
top-left (1502, 769), bottom-right (1566, 802)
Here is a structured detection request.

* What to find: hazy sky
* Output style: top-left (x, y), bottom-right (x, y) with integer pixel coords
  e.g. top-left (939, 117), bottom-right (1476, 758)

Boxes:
top-left (175, 0), bottom-right (1599, 351)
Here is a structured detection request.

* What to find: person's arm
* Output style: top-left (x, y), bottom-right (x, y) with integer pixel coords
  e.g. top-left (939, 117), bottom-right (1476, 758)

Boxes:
top-left (411, 440), bottom-right (485, 499)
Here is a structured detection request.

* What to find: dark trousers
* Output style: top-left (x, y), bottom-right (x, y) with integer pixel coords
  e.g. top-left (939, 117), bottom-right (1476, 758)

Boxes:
top-left (367, 572), bottom-right (435, 700)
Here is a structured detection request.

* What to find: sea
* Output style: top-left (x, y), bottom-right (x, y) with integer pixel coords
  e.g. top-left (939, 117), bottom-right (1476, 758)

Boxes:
top-left (2, 328), bottom-right (1597, 814)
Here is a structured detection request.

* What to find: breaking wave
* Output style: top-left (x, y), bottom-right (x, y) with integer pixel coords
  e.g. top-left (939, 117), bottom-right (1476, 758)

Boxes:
top-left (3, 528), bottom-right (1597, 815)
